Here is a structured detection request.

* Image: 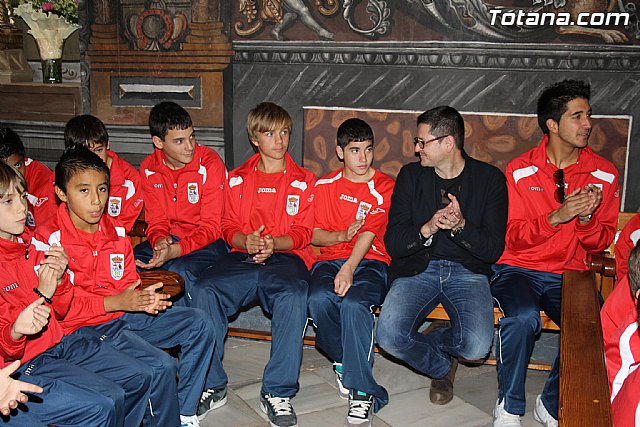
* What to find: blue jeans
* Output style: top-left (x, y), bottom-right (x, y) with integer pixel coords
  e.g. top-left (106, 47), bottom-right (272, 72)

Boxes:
top-left (134, 237), bottom-right (229, 306)
top-left (308, 259), bottom-right (389, 411)
top-left (491, 264), bottom-right (561, 419)
top-left (377, 260), bottom-right (494, 379)
top-left (190, 251), bottom-right (309, 397)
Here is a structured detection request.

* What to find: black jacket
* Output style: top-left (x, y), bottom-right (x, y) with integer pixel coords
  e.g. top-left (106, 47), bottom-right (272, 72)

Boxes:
top-left (384, 151), bottom-right (508, 283)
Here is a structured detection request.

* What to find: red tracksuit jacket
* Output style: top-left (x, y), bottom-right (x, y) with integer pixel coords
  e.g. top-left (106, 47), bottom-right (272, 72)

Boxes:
top-left (0, 232), bottom-right (73, 367)
top-left (35, 204), bottom-right (139, 334)
top-left (497, 135), bottom-right (619, 274)
top-left (313, 168), bottom-right (394, 265)
top-left (105, 150), bottom-right (144, 233)
top-left (223, 153), bottom-right (316, 268)
top-left (24, 158), bottom-right (57, 229)
top-left (601, 276), bottom-right (640, 427)
top-left (615, 213), bottom-right (640, 282)
top-left (139, 144), bottom-right (227, 256)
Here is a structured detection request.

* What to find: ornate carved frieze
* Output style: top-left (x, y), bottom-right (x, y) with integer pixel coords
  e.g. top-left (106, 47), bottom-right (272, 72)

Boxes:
top-left (233, 41), bottom-right (640, 72)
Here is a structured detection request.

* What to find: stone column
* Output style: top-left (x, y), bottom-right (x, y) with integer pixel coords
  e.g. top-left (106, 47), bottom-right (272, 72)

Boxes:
top-left (0, 0), bottom-right (33, 82)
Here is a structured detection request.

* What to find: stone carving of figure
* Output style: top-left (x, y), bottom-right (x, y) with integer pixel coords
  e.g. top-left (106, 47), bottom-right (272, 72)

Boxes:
top-left (92, 0), bottom-right (117, 25)
top-left (271, 0), bottom-right (334, 40)
top-left (193, 0), bottom-right (219, 23)
top-left (0, 0), bottom-right (13, 28)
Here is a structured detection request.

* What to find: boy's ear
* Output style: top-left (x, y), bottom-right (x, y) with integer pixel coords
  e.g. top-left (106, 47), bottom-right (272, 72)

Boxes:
top-left (546, 118), bottom-right (559, 134)
top-left (336, 145), bottom-right (344, 161)
top-left (152, 136), bottom-right (164, 150)
top-left (54, 185), bottom-right (67, 203)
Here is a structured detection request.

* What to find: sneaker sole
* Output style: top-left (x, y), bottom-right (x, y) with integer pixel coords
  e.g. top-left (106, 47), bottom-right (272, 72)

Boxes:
top-left (260, 401), bottom-right (298, 427)
top-left (197, 394), bottom-right (228, 421)
top-left (345, 417), bottom-right (372, 426)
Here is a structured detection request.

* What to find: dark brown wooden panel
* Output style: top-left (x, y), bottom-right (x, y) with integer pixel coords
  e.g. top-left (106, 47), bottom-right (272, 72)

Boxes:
top-left (0, 83), bottom-right (81, 123)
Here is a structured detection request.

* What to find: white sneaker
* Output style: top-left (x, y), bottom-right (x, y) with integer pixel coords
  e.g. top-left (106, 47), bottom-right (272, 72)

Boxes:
top-left (533, 395), bottom-right (558, 427)
top-left (345, 390), bottom-right (373, 427)
top-left (180, 414), bottom-right (200, 427)
top-left (334, 362), bottom-right (349, 400)
top-left (493, 399), bottom-right (521, 427)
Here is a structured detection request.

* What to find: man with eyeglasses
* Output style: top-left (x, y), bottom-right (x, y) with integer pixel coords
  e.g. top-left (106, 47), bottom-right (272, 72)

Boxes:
top-left (490, 80), bottom-right (619, 427)
top-left (377, 106), bottom-right (508, 406)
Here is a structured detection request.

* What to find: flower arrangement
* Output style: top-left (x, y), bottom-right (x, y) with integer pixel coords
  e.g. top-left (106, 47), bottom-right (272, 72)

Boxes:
top-left (17, 0), bottom-right (78, 24)
top-left (13, 0), bottom-right (79, 83)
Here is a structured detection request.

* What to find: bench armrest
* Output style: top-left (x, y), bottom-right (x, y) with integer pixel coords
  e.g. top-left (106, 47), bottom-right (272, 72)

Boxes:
top-left (139, 270), bottom-right (185, 298)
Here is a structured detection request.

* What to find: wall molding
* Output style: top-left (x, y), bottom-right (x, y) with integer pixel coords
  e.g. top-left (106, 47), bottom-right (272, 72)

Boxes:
top-left (233, 41), bottom-right (640, 72)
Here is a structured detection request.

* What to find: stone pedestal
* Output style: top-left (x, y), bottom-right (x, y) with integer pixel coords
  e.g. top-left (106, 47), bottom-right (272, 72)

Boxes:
top-left (0, 48), bottom-right (32, 83)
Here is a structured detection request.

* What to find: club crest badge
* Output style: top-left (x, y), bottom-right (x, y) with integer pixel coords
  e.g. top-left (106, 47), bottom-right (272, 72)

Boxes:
top-left (188, 183), bottom-right (199, 204)
top-left (26, 211), bottom-right (35, 227)
top-left (356, 201), bottom-right (372, 220)
top-left (286, 195), bottom-right (300, 216)
top-left (110, 254), bottom-right (124, 281)
top-left (108, 197), bottom-right (122, 217)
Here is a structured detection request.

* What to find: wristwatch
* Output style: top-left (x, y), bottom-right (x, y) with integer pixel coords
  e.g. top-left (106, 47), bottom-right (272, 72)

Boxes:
top-left (451, 227), bottom-right (464, 237)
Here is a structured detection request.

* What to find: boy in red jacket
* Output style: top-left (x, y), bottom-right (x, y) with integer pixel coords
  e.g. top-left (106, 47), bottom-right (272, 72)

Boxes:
top-left (63, 115), bottom-right (144, 233)
top-left (308, 118), bottom-right (395, 426)
top-left (491, 80), bottom-right (619, 427)
top-left (191, 102), bottom-right (315, 427)
top-left (615, 213), bottom-right (640, 283)
top-left (0, 127), bottom-right (57, 229)
top-left (601, 244), bottom-right (640, 427)
top-left (37, 145), bottom-right (218, 427)
top-left (0, 160), bottom-right (153, 427)
top-left (134, 101), bottom-right (229, 307)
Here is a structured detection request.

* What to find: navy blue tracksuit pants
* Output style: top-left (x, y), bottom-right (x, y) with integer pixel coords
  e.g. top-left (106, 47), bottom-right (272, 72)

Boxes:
top-left (75, 306), bottom-right (215, 425)
top-left (308, 259), bottom-right (389, 412)
top-left (134, 237), bottom-right (229, 306)
top-left (6, 333), bottom-right (151, 427)
top-left (491, 264), bottom-right (562, 419)
top-left (190, 251), bottom-right (309, 398)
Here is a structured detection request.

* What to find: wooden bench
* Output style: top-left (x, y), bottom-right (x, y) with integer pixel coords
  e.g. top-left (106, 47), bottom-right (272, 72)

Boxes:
top-left (559, 270), bottom-right (612, 427)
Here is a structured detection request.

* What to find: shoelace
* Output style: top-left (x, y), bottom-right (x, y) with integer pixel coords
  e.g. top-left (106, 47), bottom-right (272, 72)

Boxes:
top-left (266, 396), bottom-right (293, 415)
top-left (348, 400), bottom-right (372, 419)
top-left (200, 389), bottom-right (214, 402)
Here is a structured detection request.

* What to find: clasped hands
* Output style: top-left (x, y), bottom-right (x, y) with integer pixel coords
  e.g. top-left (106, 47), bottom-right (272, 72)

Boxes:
top-left (421, 193), bottom-right (466, 238)
top-left (136, 236), bottom-right (180, 270)
top-left (245, 225), bottom-right (274, 264)
top-left (549, 184), bottom-right (602, 226)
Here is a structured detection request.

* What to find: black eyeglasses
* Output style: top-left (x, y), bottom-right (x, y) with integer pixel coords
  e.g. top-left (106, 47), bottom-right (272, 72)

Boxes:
top-left (553, 169), bottom-right (565, 203)
top-left (414, 135), bottom-right (449, 150)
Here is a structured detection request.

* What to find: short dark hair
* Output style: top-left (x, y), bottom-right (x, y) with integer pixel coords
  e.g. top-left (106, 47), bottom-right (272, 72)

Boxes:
top-left (0, 160), bottom-right (27, 198)
top-left (55, 145), bottom-right (110, 193)
top-left (64, 115), bottom-right (109, 149)
top-left (149, 101), bottom-right (193, 140)
top-left (537, 80), bottom-right (591, 135)
top-left (336, 118), bottom-right (374, 149)
top-left (416, 106), bottom-right (465, 150)
top-left (0, 127), bottom-right (25, 161)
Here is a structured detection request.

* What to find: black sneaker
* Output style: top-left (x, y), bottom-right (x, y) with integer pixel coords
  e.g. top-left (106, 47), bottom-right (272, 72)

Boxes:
top-left (260, 393), bottom-right (298, 427)
top-left (197, 387), bottom-right (228, 420)
top-left (346, 390), bottom-right (373, 427)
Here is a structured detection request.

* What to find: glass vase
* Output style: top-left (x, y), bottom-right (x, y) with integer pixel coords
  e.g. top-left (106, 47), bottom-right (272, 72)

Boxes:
top-left (41, 58), bottom-right (62, 84)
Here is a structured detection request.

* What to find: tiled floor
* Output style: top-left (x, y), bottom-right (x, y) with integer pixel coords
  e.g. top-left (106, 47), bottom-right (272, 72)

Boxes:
top-left (199, 338), bottom-right (551, 427)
